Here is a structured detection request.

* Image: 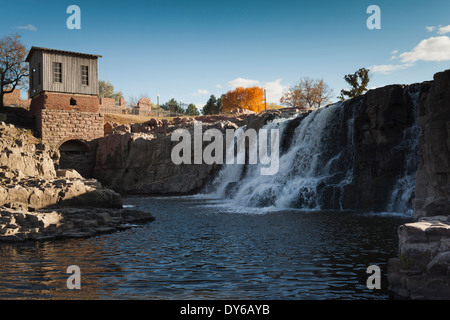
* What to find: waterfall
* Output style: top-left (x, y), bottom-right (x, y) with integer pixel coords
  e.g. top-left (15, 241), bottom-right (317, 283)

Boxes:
top-left (208, 99), bottom-right (362, 210)
top-left (386, 87), bottom-right (421, 214)
top-left (206, 87), bottom-right (420, 214)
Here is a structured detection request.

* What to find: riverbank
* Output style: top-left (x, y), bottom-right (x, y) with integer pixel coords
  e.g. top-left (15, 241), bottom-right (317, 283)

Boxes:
top-left (0, 206), bottom-right (154, 241)
top-left (0, 121), bottom-right (155, 242)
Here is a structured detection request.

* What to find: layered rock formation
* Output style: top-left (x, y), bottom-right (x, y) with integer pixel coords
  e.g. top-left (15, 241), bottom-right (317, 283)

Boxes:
top-left (0, 123), bottom-right (121, 209)
top-left (93, 111), bottom-right (280, 194)
top-left (388, 216), bottom-right (450, 299)
top-left (388, 69), bottom-right (450, 299)
top-left (353, 84), bottom-right (421, 211)
top-left (94, 121), bottom-right (239, 194)
top-left (413, 70), bottom-right (450, 220)
top-left (0, 122), bottom-right (153, 241)
top-left (0, 207), bottom-right (154, 242)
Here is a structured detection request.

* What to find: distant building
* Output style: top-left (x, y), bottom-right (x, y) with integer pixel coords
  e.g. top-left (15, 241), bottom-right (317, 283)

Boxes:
top-left (26, 47), bottom-right (104, 177)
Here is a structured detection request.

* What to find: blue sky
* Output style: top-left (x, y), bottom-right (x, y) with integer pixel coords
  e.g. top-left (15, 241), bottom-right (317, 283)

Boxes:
top-left (1, 0), bottom-right (450, 109)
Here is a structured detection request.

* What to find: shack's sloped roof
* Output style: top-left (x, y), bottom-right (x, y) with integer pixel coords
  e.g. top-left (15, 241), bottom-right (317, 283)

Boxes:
top-left (25, 46), bottom-right (102, 62)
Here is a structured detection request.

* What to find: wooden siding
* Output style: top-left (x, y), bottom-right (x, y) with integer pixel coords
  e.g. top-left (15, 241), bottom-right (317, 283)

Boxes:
top-left (29, 52), bottom-right (99, 96)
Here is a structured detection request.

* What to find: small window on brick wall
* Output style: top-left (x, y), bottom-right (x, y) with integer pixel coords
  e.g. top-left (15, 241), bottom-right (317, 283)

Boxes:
top-left (70, 98), bottom-right (77, 106)
top-left (81, 65), bottom-right (89, 86)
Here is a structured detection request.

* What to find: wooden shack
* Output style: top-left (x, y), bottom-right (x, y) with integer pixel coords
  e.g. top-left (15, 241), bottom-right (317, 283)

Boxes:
top-left (25, 47), bottom-right (104, 177)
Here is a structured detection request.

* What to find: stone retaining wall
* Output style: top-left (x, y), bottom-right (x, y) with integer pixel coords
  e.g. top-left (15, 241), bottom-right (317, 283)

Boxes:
top-left (41, 109), bottom-right (104, 147)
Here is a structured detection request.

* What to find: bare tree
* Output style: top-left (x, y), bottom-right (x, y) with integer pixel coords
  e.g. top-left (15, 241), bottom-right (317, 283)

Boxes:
top-left (0, 34), bottom-right (29, 108)
top-left (280, 77), bottom-right (333, 109)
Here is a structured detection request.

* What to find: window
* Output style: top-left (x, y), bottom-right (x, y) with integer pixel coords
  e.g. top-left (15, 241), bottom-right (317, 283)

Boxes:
top-left (53, 62), bottom-right (62, 83)
top-left (70, 98), bottom-right (77, 106)
top-left (81, 65), bottom-right (89, 86)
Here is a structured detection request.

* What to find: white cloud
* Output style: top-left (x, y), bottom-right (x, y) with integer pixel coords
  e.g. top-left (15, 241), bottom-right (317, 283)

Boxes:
top-left (426, 26), bottom-right (436, 32)
top-left (225, 77), bottom-right (286, 103)
top-left (437, 25), bottom-right (450, 35)
top-left (371, 63), bottom-right (413, 74)
top-left (263, 79), bottom-right (285, 103)
top-left (399, 36), bottom-right (450, 62)
top-left (391, 49), bottom-right (398, 55)
top-left (215, 84), bottom-right (222, 89)
top-left (227, 77), bottom-right (260, 89)
top-left (192, 89), bottom-right (210, 96)
top-left (16, 24), bottom-right (37, 31)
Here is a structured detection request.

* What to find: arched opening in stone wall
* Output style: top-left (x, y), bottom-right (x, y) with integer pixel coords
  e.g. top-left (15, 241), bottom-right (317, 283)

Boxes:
top-left (59, 139), bottom-right (89, 154)
top-left (58, 139), bottom-right (94, 178)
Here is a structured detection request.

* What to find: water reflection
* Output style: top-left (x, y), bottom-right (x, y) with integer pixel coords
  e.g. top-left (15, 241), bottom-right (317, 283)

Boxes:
top-left (0, 196), bottom-right (411, 300)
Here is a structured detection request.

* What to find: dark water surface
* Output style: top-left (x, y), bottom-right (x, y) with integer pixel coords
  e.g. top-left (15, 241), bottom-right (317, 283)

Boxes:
top-left (0, 196), bottom-right (411, 300)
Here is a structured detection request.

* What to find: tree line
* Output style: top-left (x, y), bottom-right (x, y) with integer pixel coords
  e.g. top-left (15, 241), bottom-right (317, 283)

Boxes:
top-left (0, 33), bottom-right (371, 113)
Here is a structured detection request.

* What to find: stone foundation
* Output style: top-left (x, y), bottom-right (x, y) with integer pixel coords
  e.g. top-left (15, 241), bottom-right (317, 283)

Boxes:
top-left (40, 109), bottom-right (104, 147)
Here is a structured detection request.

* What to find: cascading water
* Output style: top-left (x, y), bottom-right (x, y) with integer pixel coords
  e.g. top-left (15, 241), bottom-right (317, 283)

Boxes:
top-left (208, 98), bottom-right (363, 210)
top-left (206, 86), bottom-right (421, 214)
top-left (386, 86), bottom-right (421, 214)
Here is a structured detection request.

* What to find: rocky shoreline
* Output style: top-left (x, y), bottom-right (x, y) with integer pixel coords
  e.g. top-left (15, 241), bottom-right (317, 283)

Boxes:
top-left (0, 206), bottom-right (154, 242)
top-left (0, 122), bottom-right (155, 242)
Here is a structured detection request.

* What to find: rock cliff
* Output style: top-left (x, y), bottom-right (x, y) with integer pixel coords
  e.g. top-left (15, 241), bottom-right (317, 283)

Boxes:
top-left (0, 122), bottom-right (154, 241)
top-left (388, 69), bottom-right (450, 299)
top-left (93, 121), bottom-right (239, 194)
top-left (93, 112), bottom-right (281, 194)
top-left (413, 70), bottom-right (450, 220)
top-left (0, 122), bottom-right (122, 209)
top-left (352, 83), bottom-right (422, 212)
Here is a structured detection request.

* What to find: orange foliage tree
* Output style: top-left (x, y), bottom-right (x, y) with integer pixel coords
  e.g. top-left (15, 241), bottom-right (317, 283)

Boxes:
top-left (221, 86), bottom-right (265, 113)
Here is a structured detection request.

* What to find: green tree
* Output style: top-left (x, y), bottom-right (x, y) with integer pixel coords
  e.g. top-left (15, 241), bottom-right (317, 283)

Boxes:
top-left (185, 103), bottom-right (200, 116)
top-left (202, 95), bottom-right (222, 115)
top-left (0, 34), bottom-right (28, 108)
top-left (98, 80), bottom-right (124, 105)
top-left (161, 98), bottom-right (184, 116)
top-left (339, 68), bottom-right (371, 101)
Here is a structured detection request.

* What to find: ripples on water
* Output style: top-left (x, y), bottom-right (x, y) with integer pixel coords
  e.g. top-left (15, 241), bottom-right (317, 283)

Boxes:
top-left (0, 196), bottom-right (411, 300)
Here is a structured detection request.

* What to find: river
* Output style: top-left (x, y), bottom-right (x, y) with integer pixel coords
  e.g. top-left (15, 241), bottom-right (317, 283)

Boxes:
top-left (0, 195), bottom-right (411, 300)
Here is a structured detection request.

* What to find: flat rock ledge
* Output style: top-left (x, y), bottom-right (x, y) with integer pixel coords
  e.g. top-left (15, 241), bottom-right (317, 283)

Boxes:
top-left (0, 206), bottom-right (155, 242)
top-left (388, 216), bottom-right (450, 299)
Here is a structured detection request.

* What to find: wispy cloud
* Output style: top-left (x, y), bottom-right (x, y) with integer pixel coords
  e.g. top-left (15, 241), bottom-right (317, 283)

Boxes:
top-left (373, 33), bottom-right (450, 74)
top-left (192, 89), bottom-right (210, 96)
top-left (437, 25), bottom-right (450, 35)
top-left (426, 26), bottom-right (436, 32)
top-left (15, 24), bottom-right (37, 31)
top-left (371, 63), bottom-right (413, 74)
top-left (227, 77), bottom-right (260, 89)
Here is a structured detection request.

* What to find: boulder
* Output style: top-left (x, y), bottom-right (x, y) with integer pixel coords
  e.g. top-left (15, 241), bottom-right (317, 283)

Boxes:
top-left (0, 206), bottom-right (154, 242)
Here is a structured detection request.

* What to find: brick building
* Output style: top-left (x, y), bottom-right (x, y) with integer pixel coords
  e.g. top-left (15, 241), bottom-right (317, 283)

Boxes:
top-left (26, 47), bottom-right (103, 177)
